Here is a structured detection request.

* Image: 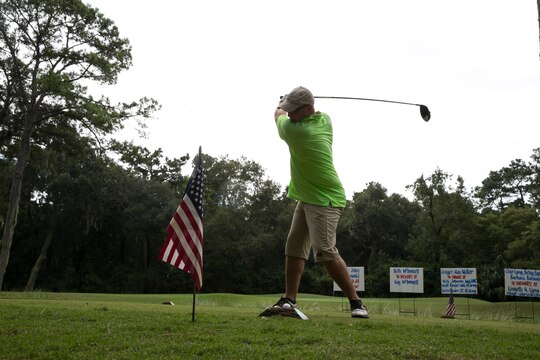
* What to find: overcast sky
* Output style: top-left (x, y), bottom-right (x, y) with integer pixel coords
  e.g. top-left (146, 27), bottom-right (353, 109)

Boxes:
top-left (86, 0), bottom-right (540, 199)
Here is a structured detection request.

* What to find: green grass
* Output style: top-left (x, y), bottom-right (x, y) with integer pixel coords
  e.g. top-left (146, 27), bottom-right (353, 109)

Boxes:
top-left (1, 292), bottom-right (539, 359)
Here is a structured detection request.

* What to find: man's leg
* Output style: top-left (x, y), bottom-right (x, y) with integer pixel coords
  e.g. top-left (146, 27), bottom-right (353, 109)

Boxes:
top-left (324, 257), bottom-right (368, 318)
top-left (261, 202), bottom-right (310, 319)
top-left (283, 202), bottom-right (310, 301)
top-left (285, 255), bottom-right (305, 301)
top-left (323, 258), bottom-right (360, 301)
top-left (303, 204), bottom-right (354, 300)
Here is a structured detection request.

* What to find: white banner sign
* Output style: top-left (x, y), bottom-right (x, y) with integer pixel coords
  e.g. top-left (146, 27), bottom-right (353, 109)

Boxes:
top-left (389, 267), bottom-right (424, 293)
top-left (333, 266), bottom-right (364, 292)
top-left (504, 268), bottom-right (540, 298)
top-left (440, 268), bottom-right (478, 295)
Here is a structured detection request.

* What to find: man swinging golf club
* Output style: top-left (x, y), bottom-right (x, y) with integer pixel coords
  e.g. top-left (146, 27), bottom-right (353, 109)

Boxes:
top-left (261, 86), bottom-right (368, 319)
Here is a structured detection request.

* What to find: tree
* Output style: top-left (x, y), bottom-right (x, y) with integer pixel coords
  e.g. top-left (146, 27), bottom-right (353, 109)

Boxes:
top-left (346, 182), bottom-right (420, 296)
top-left (476, 159), bottom-right (534, 211)
top-left (192, 154), bottom-right (293, 293)
top-left (23, 125), bottom-right (94, 291)
top-left (0, 0), bottom-right (158, 289)
top-left (109, 140), bottom-right (189, 184)
top-left (202, 154), bottom-right (266, 211)
top-left (530, 148), bottom-right (540, 211)
top-left (348, 183), bottom-right (416, 268)
top-left (408, 169), bottom-right (477, 267)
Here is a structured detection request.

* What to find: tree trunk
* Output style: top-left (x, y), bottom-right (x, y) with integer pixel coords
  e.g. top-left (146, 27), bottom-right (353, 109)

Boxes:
top-left (428, 196), bottom-right (442, 264)
top-left (24, 225), bottom-right (55, 292)
top-left (368, 242), bottom-right (378, 276)
top-left (0, 114), bottom-right (35, 290)
top-left (142, 236), bottom-right (148, 268)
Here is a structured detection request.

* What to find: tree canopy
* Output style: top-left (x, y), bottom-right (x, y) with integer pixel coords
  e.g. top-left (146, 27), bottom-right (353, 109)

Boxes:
top-left (2, 144), bottom-right (540, 300)
top-left (0, 0), bottom-right (158, 289)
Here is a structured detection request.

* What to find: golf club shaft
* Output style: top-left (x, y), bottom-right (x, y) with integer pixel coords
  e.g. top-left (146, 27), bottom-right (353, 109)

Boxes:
top-left (314, 96), bottom-right (421, 107)
top-left (313, 96), bottom-right (431, 122)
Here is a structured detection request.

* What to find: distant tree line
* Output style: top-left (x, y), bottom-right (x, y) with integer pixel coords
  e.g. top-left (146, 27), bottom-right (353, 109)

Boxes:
top-left (1, 0), bottom-right (539, 301)
top-left (1, 141), bottom-right (540, 301)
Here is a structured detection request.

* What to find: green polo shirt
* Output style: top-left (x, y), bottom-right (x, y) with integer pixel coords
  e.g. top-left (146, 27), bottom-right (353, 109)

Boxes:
top-left (276, 112), bottom-right (346, 208)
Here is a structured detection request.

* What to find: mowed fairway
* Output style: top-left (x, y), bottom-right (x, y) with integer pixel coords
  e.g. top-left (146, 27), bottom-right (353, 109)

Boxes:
top-left (1, 292), bottom-right (539, 359)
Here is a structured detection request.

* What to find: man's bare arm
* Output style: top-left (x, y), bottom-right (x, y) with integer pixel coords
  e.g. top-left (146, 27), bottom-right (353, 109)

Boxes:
top-left (274, 107), bottom-right (286, 122)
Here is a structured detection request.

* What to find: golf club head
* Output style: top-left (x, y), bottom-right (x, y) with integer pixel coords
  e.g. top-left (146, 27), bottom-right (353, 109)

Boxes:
top-left (419, 105), bottom-right (431, 122)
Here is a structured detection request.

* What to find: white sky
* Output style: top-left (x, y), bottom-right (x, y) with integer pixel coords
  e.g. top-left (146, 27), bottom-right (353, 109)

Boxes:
top-left (86, 0), bottom-right (540, 199)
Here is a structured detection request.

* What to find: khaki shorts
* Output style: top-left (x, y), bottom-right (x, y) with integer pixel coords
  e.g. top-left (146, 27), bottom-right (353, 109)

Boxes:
top-left (285, 202), bottom-right (343, 263)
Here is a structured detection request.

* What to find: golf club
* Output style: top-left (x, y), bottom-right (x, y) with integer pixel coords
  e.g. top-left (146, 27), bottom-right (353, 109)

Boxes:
top-left (313, 96), bottom-right (431, 122)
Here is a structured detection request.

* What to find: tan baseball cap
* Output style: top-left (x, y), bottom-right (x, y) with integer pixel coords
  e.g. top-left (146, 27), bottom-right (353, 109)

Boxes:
top-left (279, 86), bottom-right (314, 112)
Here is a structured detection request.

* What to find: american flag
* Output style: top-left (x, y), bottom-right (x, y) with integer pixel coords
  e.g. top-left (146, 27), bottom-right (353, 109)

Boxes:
top-left (159, 153), bottom-right (204, 290)
top-left (443, 293), bottom-right (456, 317)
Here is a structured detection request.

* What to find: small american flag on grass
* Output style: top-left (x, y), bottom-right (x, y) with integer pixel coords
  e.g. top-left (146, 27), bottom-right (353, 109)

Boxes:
top-left (442, 293), bottom-right (456, 318)
top-left (159, 150), bottom-right (204, 290)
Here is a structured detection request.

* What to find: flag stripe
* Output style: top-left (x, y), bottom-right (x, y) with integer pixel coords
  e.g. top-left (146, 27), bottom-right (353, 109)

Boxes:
top-left (176, 198), bottom-right (203, 260)
top-left (160, 234), bottom-right (187, 271)
top-left (170, 198), bottom-right (202, 267)
top-left (170, 220), bottom-right (200, 277)
top-left (162, 214), bottom-right (203, 289)
top-left (180, 198), bottom-right (203, 241)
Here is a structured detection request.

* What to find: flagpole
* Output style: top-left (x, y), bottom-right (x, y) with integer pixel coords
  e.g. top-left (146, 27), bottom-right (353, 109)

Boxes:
top-left (160, 145), bottom-right (203, 322)
top-left (191, 146), bottom-right (202, 323)
top-left (192, 284), bottom-right (196, 322)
